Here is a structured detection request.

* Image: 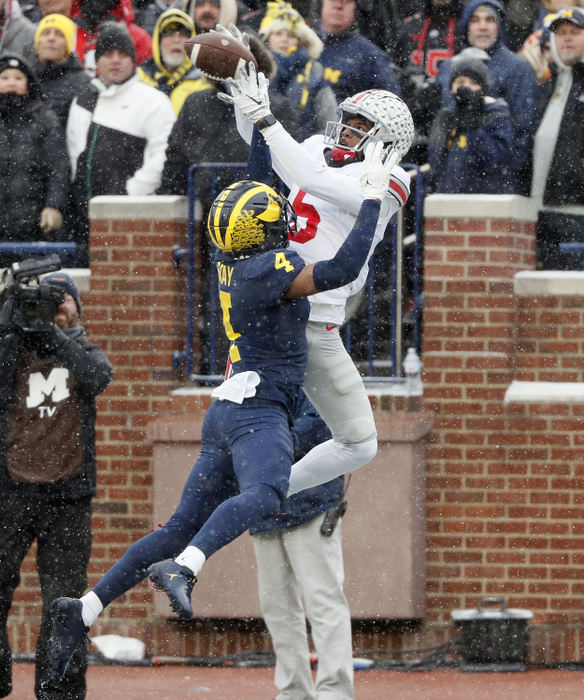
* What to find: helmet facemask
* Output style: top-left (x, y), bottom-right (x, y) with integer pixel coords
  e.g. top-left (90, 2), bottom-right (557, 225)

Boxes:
top-left (324, 112), bottom-right (395, 157)
top-left (207, 181), bottom-right (296, 259)
top-left (324, 89), bottom-right (414, 160)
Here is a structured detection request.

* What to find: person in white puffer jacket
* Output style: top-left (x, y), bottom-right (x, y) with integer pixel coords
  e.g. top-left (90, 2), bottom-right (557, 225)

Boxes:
top-left (66, 21), bottom-right (175, 263)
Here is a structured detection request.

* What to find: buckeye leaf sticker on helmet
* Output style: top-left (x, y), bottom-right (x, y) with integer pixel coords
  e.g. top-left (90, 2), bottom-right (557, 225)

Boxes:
top-left (324, 89), bottom-right (414, 158)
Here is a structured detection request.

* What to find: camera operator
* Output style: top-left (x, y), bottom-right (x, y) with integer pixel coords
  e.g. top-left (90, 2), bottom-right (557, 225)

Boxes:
top-left (0, 271), bottom-right (113, 700)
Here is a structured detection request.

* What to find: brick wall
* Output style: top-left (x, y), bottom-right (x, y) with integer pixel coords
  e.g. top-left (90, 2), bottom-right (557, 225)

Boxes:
top-left (11, 193), bottom-right (584, 665)
top-left (7, 196), bottom-right (235, 656)
top-left (423, 195), bottom-right (584, 663)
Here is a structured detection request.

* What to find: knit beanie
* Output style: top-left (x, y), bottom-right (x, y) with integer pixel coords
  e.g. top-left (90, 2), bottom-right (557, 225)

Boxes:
top-left (549, 7), bottom-right (584, 31)
top-left (34, 13), bottom-right (77, 57)
top-left (41, 272), bottom-right (82, 316)
top-left (0, 54), bottom-right (42, 100)
top-left (157, 8), bottom-right (194, 37)
top-left (95, 22), bottom-right (136, 63)
top-left (449, 47), bottom-right (490, 89)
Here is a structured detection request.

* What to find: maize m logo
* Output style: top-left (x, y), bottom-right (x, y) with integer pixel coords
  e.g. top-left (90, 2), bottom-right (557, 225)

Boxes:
top-left (26, 368), bottom-right (70, 417)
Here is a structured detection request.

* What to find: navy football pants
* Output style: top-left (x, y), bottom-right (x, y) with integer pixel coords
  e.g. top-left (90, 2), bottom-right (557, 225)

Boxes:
top-left (93, 398), bottom-right (293, 607)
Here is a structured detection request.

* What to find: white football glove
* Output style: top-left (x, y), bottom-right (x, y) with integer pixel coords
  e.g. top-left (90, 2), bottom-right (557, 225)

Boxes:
top-left (218, 62), bottom-right (271, 123)
top-left (359, 142), bottom-right (401, 202)
top-left (211, 23), bottom-right (250, 50)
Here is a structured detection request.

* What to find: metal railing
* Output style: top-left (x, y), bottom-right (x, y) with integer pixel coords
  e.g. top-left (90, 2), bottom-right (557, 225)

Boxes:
top-left (173, 162), bottom-right (426, 383)
top-left (0, 242), bottom-right (77, 259)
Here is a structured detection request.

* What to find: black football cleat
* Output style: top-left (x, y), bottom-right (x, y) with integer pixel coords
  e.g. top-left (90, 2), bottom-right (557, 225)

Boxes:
top-left (147, 559), bottom-right (197, 620)
top-left (47, 597), bottom-right (88, 681)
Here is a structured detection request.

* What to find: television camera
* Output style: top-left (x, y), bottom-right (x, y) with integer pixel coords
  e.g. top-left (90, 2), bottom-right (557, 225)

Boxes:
top-left (0, 255), bottom-right (64, 333)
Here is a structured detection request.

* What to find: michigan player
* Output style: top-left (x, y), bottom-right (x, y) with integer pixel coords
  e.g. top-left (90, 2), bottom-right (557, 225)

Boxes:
top-left (46, 142), bottom-right (398, 680)
top-left (221, 54), bottom-right (415, 496)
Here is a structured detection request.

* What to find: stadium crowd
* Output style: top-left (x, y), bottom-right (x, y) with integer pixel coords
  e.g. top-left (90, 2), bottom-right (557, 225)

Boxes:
top-left (0, 0), bottom-right (583, 269)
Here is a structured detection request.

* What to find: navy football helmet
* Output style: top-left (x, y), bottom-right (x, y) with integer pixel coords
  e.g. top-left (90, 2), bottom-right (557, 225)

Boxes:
top-left (207, 180), bottom-right (295, 258)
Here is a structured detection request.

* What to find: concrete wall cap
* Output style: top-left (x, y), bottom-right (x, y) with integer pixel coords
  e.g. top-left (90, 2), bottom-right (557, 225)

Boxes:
top-left (89, 195), bottom-right (188, 220)
top-left (505, 380), bottom-right (584, 404)
top-left (514, 270), bottom-right (584, 296)
top-left (171, 387), bottom-right (215, 396)
top-left (424, 194), bottom-right (538, 221)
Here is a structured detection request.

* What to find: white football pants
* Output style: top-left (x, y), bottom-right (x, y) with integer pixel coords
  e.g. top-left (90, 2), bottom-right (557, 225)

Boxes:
top-left (288, 321), bottom-right (377, 497)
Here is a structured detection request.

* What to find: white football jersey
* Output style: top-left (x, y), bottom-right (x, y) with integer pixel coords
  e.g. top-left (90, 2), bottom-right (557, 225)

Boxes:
top-left (262, 128), bottom-right (410, 325)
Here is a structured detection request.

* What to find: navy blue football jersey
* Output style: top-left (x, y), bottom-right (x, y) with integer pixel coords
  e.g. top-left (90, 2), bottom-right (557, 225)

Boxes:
top-left (215, 248), bottom-right (309, 410)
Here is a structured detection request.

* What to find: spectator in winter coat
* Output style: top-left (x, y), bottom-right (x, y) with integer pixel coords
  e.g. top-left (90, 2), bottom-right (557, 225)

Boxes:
top-left (392, 0), bottom-right (465, 163)
top-left (180, 0), bottom-right (237, 34)
top-left (66, 22), bottom-right (175, 264)
top-left (0, 54), bottom-right (70, 255)
top-left (134, 0), bottom-right (175, 36)
top-left (518, 0), bottom-right (584, 84)
top-left (315, 0), bottom-right (401, 101)
top-left (32, 13), bottom-right (90, 127)
top-left (138, 8), bottom-right (209, 115)
top-left (0, 0), bottom-right (36, 63)
top-left (428, 47), bottom-right (513, 194)
top-left (527, 7), bottom-right (584, 270)
top-left (436, 0), bottom-right (537, 192)
top-left (70, 0), bottom-right (152, 76)
top-left (259, 1), bottom-right (336, 140)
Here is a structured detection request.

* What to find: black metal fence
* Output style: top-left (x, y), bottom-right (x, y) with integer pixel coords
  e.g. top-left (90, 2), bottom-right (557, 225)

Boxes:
top-left (173, 162), bottom-right (426, 383)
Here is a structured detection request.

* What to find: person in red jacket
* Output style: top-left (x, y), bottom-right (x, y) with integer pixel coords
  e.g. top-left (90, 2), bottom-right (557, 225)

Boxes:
top-left (70, 0), bottom-right (152, 75)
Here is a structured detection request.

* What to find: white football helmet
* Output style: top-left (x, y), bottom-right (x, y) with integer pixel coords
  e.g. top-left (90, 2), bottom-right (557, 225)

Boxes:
top-left (324, 89), bottom-right (415, 158)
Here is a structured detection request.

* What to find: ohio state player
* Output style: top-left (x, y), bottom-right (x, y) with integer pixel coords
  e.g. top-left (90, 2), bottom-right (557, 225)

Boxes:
top-left (221, 53), bottom-right (414, 495)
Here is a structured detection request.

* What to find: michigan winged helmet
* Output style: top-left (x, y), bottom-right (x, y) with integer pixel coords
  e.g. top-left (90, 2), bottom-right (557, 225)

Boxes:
top-left (207, 180), bottom-right (295, 257)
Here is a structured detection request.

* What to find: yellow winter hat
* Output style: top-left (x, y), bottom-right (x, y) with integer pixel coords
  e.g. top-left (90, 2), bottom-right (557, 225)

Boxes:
top-left (35, 14), bottom-right (77, 57)
top-left (259, 1), bottom-right (323, 59)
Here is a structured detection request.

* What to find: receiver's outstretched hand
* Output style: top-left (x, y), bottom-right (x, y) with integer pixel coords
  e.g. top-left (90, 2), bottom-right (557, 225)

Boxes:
top-left (211, 22), bottom-right (250, 50)
top-left (359, 142), bottom-right (400, 201)
top-left (217, 61), bottom-right (271, 124)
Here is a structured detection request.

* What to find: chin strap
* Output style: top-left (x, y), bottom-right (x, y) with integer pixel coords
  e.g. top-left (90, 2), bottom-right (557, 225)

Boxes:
top-left (328, 147), bottom-right (360, 165)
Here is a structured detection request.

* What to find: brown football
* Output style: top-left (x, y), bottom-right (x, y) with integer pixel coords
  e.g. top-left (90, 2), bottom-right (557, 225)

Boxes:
top-left (185, 33), bottom-right (259, 80)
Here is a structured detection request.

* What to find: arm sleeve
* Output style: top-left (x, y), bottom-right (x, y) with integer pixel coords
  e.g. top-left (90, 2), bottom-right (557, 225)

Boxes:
top-left (245, 127), bottom-right (273, 184)
top-left (262, 122), bottom-right (410, 218)
top-left (312, 199), bottom-right (381, 291)
top-left (262, 123), bottom-right (364, 212)
top-left (42, 109), bottom-right (71, 212)
top-left (66, 98), bottom-right (91, 181)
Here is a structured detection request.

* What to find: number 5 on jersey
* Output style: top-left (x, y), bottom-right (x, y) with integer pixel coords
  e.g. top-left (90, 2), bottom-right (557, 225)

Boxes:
top-left (290, 190), bottom-right (320, 243)
top-left (219, 290), bottom-right (241, 363)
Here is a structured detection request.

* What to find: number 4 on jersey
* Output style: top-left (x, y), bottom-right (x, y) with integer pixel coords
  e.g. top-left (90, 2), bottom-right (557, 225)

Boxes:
top-left (275, 252), bottom-right (295, 272)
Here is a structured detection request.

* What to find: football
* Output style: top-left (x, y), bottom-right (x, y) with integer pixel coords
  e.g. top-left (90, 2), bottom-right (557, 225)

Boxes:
top-left (186, 33), bottom-right (258, 80)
